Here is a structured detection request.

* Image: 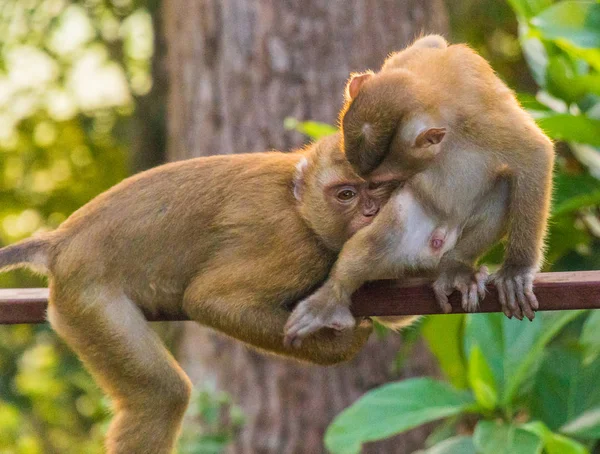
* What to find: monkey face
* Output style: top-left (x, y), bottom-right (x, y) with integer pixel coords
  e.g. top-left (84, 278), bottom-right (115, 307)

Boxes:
top-left (341, 71), bottom-right (446, 180)
top-left (323, 178), bottom-right (402, 237)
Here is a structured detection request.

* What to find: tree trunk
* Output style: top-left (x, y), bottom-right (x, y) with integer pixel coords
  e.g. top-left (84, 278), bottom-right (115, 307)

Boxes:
top-left (164, 1), bottom-right (448, 452)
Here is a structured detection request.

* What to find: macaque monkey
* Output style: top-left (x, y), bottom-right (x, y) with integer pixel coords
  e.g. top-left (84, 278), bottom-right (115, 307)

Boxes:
top-left (285, 35), bottom-right (554, 346)
top-left (0, 134), bottom-right (423, 454)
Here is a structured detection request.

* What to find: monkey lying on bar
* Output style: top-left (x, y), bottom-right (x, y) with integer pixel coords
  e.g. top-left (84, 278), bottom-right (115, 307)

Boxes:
top-left (285, 35), bottom-right (554, 347)
top-left (0, 133), bottom-right (457, 454)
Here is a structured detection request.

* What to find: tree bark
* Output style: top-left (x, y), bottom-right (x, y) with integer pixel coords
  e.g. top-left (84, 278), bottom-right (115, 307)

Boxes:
top-left (164, 1), bottom-right (448, 452)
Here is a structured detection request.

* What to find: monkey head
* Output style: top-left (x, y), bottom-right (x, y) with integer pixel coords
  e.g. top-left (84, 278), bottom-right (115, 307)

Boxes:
top-left (294, 134), bottom-right (401, 251)
top-left (340, 70), bottom-right (447, 180)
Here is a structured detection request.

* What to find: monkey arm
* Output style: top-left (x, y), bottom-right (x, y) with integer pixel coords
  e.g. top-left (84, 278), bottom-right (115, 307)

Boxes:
top-left (493, 143), bottom-right (554, 319)
top-left (285, 188), bottom-right (439, 347)
top-left (182, 277), bottom-right (373, 366)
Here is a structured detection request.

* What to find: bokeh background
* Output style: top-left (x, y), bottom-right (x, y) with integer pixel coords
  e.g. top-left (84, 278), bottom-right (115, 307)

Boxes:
top-left (0, 0), bottom-right (599, 453)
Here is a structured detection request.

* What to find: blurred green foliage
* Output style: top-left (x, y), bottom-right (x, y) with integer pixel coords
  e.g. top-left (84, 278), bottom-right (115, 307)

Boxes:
top-left (0, 0), bottom-right (151, 451)
top-left (0, 0), bottom-right (599, 452)
top-left (178, 388), bottom-right (245, 454)
top-left (322, 1), bottom-right (600, 453)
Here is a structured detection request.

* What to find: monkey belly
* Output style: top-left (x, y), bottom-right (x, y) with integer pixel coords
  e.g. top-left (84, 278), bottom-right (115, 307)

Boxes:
top-left (391, 189), bottom-right (458, 269)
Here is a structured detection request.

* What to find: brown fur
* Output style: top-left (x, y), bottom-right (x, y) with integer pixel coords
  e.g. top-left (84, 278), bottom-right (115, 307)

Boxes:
top-left (0, 133), bottom-right (407, 454)
top-left (285, 36), bottom-right (554, 345)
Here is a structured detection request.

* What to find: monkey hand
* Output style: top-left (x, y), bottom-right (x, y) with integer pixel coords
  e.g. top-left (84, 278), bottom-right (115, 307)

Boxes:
top-left (492, 265), bottom-right (538, 321)
top-left (284, 283), bottom-right (356, 349)
top-left (432, 263), bottom-right (489, 314)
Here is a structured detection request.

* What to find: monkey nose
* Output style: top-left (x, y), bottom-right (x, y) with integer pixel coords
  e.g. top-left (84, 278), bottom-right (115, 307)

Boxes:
top-left (363, 206), bottom-right (379, 217)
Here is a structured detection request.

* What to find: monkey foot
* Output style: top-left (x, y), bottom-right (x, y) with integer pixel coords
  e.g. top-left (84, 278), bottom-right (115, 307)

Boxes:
top-left (284, 285), bottom-right (356, 348)
top-left (492, 266), bottom-right (538, 321)
top-left (432, 265), bottom-right (489, 314)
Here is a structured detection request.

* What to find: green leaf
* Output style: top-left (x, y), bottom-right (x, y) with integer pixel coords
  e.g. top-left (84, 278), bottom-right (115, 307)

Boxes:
top-left (504, 311), bottom-right (585, 404)
top-left (517, 93), bottom-right (552, 111)
top-left (468, 345), bottom-right (498, 410)
top-left (416, 436), bottom-right (476, 454)
top-left (463, 314), bottom-right (504, 392)
top-left (283, 118), bottom-right (337, 140)
top-left (581, 311), bottom-right (600, 364)
top-left (555, 40), bottom-right (600, 72)
top-left (532, 1), bottom-right (600, 49)
top-left (532, 112), bottom-right (600, 146)
top-left (546, 55), bottom-right (600, 102)
top-left (474, 420), bottom-right (543, 454)
top-left (519, 24), bottom-right (550, 86)
top-left (522, 421), bottom-right (589, 454)
top-left (528, 344), bottom-right (581, 430)
top-left (422, 315), bottom-right (468, 389)
top-left (508, 0), bottom-right (553, 19)
top-left (561, 407), bottom-right (600, 439)
top-left (324, 378), bottom-right (474, 454)
top-left (552, 171), bottom-right (600, 217)
top-left (425, 416), bottom-right (461, 448)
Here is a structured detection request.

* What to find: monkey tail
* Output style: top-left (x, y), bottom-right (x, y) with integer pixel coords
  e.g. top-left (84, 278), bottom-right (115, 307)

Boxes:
top-left (0, 237), bottom-right (51, 274)
top-left (373, 315), bottom-right (420, 331)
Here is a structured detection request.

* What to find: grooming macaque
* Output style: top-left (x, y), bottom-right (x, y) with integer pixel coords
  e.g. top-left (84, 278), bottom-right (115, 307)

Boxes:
top-left (285, 35), bottom-right (554, 346)
top-left (0, 134), bottom-right (430, 454)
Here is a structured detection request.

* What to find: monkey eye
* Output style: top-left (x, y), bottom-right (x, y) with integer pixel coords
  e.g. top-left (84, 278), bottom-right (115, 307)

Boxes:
top-left (336, 188), bottom-right (357, 201)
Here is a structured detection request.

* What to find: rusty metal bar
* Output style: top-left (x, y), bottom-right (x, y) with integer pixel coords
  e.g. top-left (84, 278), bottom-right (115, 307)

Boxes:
top-left (0, 271), bottom-right (599, 324)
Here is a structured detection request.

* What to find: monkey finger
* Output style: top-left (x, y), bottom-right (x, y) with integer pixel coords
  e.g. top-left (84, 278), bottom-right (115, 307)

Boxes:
top-left (283, 316), bottom-right (312, 347)
top-left (515, 276), bottom-right (534, 321)
top-left (290, 324), bottom-right (321, 348)
top-left (505, 279), bottom-right (523, 320)
top-left (524, 274), bottom-right (539, 311)
top-left (284, 301), bottom-right (314, 332)
top-left (495, 280), bottom-right (512, 319)
top-left (457, 283), bottom-right (468, 312)
top-left (476, 266), bottom-right (489, 301)
top-left (284, 320), bottom-right (318, 348)
top-left (433, 286), bottom-right (452, 313)
top-left (466, 282), bottom-right (478, 312)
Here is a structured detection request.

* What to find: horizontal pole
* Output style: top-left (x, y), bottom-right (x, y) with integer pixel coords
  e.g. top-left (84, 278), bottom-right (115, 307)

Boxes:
top-left (0, 271), bottom-right (599, 325)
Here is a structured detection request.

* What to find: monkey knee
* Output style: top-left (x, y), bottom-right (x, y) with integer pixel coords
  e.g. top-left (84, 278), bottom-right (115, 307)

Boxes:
top-left (158, 372), bottom-right (192, 417)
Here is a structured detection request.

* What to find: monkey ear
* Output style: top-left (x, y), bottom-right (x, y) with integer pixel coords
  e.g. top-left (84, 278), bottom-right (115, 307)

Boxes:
top-left (345, 72), bottom-right (373, 100)
top-left (414, 127), bottom-right (446, 149)
top-left (411, 34), bottom-right (448, 50)
top-left (293, 157), bottom-right (309, 201)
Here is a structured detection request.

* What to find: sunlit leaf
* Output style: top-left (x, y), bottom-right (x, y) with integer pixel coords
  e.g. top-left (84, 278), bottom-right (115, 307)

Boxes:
top-left (522, 421), bottom-right (589, 454)
top-left (283, 118), bottom-right (337, 140)
top-left (463, 314), bottom-right (504, 392)
top-left (468, 345), bottom-right (498, 410)
top-left (508, 0), bottom-right (553, 19)
top-left (532, 1), bottom-right (600, 49)
top-left (422, 315), bottom-right (468, 389)
top-left (532, 112), bottom-right (600, 147)
top-left (325, 378), bottom-right (475, 454)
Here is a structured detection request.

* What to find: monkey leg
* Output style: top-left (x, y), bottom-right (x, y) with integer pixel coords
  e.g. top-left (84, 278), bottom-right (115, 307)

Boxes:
top-left (433, 179), bottom-right (519, 317)
top-left (182, 280), bottom-right (373, 366)
top-left (47, 284), bottom-right (191, 454)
